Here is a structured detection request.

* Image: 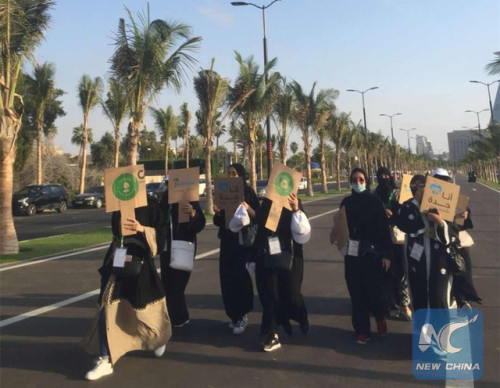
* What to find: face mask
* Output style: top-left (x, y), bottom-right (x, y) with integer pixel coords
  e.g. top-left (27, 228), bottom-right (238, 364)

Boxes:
top-left (352, 183), bottom-right (366, 193)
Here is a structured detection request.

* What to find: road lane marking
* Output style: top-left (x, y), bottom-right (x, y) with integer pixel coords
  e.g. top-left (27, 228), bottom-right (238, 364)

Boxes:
top-left (476, 181), bottom-right (500, 194)
top-left (0, 209), bottom-right (337, 328)
top-left (0, 245), bottom-right (109, 272)
top-left (53, 222), bottom-right (91, 229)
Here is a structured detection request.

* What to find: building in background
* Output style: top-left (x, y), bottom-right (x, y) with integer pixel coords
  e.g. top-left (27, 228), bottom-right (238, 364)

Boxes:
top-left (416, 135), bottom-right (434, 157)
top-left (447, 130), bottom-right (480, 162)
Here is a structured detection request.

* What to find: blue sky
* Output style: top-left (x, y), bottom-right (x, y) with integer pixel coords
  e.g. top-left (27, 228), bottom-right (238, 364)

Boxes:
top-left (34, 0), bottom-right (499, 156)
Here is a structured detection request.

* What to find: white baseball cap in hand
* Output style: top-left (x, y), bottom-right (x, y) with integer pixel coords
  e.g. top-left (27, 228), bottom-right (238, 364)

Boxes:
top-left (291, 211), bottom-right (311, 244)
top-left (229, 204), bottom-right (250, 233)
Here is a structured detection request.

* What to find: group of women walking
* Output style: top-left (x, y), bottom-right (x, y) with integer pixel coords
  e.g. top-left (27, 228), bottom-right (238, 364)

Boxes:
top-left (83, 163), bottom-right (480, 380)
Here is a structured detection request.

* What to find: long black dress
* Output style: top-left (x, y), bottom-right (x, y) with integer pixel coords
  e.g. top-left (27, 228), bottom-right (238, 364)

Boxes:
top-left (213, 184), bottom-right (259, 324)
top-left (255, 198), bottom-right (309, 338)
top-left (340, 189), bottom-right (393, 337)
top-left (158, 191), bottom-right (206, 326)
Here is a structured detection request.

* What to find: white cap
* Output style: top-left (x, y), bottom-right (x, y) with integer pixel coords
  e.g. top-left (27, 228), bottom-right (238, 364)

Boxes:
top-left (229, 204), bottom-right (250, 233)
top-left (432, 168), bottom-right (450, 177)
top-left (291, 211), bottom-right (311, 244)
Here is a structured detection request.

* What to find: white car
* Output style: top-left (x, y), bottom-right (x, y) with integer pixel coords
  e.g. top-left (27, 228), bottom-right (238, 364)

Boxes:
top-left (298, 177), bottom-right (307, 190)
top-left (199, 178), bottom-right (207, 196)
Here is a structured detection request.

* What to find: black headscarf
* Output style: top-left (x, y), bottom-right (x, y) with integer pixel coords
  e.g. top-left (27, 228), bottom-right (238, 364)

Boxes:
top-left (349, 167), bottom-right (371, 191)
top-left (229, 163), bottom-right (247, 184)
top-left (375, 166), bottom-right (395, 201)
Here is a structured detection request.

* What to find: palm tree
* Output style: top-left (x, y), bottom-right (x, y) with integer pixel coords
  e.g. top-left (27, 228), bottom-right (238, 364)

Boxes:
top-left (486, 51), bottom-right (500, 76)
top-left (256, 125), bottom-right (265, 179)
top-left (102, 78), bottom-right (128, 168)
top-left (329, 111), bottom-right (352, 191)
top-left (72, 124), bottom-right (94, 162)
top-left (273, 78), bottom-right (294, 165)
top-left (193, 59), bottom-right (231, 216)
top-left (0, 0), bottom-right (54, 255)
top-left (290, 141), bottom-right (298, 155)
top-left (226, 52), bottom-right (279, 190)
top-left (179, 102), bottom-right (192, 166)
top-left (292, 81), bottom-right (337, 196)
top-left (110, 5), bottom-right (201, 166)
top-left (26, 62), bottom-right (56, 184)
top-left (150, 105), bottom-right (176, 175)
top-left (77, 74), bottom-right (103, 194)
top-left (228, 119), bottom-right (239, 163)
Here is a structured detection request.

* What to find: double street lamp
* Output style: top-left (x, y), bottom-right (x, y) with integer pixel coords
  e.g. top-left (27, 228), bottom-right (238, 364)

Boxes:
top-left (379, 112), bottom-right (402, 142)
top-left (346, 87), bottom-right (379, 134)
top-left (465, 109), bottom-right (488, 132)
top-left (400, 128), bottom-right (416, 153)
top-left (231, 0), bottom-right (282, 178)
top-left (469, 79), bottom-right (500, 124)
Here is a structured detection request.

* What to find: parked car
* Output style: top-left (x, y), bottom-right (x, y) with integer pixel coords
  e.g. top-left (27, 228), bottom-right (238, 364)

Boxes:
top-left (12, 184), bottom-right (69, 216)
top-left (298, 177), bottom-right (307, 190)
top-left (256, 179), bottom-right (268, 198)
top-left (146, 182), bottom-right (165, 201)
top-left (72, 186), bottom-right (105, 208)
top-left (199, 178), bottom-right (207, 196)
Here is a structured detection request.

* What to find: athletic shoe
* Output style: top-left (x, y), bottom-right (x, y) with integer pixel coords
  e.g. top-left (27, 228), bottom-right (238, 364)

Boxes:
top-left (355, 334), bottom-right (370, 345)
top-left (450, 298), bottom-right (458, 309)
top-left (376, 318), bottom-right (388, 336)
top-left (461, 301), bottom-right (472, 309)
top-left (229, 321), bottom-right (236, 329)
top-left (263, 335), bottom-right (281, 352)
top-left (173, 319), bottom-right (190, 328)
top-left (154, 345), bottom-right (166, 357)
top-left (400, 306), bottom-right (413, 321)
top-left (85, 357), bottom-right (113, 381)
top-left (232, 315), bottom-right (248, 335)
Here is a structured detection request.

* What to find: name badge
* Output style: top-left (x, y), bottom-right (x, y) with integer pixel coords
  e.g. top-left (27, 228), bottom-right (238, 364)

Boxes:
top-left (410, 243), bottom-right (424, 261)
top-left (268, 236), bottom-right (282, 255)
top-left (113, 248), bottom-right (127, 268)
top-left (347, 240), bottom-right (360, 257)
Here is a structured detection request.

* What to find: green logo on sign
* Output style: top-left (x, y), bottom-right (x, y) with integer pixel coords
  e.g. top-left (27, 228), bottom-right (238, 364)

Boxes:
top-left (112, 173), bottom-right (139, 201)
top-left (275, 172), bottom-right (293, 196)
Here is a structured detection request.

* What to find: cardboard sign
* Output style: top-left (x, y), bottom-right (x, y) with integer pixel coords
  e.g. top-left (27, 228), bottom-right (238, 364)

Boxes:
top-left (454, 194), bottom-right (469, 226)
top-left (420, 176), bottom-right (460, 222)
top-left (333, 207), bottom-right (349, 251)
top-left (399, 174), bottom-right (414, 204)
top-left (104, 165), bottom-right (148, 236)
top-left (168, 167), bottom-right (200, 223)
top-left (264, 162), bottom-right (302, 232)
top-left (214, 177), bottom-right (244, 227)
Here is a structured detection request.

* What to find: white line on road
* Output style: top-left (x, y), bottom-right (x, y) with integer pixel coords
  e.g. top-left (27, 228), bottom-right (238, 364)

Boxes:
top-left (52, 222), bottom-right (91, 229)
top-left (476, 180), bottom-right (500, 194)
top-left (0, 208), bottom-right (337, 328)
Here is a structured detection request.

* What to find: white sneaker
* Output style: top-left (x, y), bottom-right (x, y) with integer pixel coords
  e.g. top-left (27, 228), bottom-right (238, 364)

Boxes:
top-left (172, 319), bottom-right (190, 328)
top-left (228, 321), bottom-right (236, 329)
top-left (85, 357), bottom-right (113, 381)
top-left (154, 345), bottom-right (166, 357)
top-left (232, 315), bottom-right (248, 335)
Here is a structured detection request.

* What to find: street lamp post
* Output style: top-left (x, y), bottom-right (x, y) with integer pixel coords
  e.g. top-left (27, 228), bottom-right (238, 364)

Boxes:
top-left (231, 0), bottom-right (282, 178)
top-left (346, 87), bottom-right (379, 134)
top-left (400, 128), bottom-right (416, 153)
top-left (469, 79), bottom-right (500, 124)
top-left (379, 112), bottom-right (402, 142)
top-left (465, 109), bottom-right (489, 132)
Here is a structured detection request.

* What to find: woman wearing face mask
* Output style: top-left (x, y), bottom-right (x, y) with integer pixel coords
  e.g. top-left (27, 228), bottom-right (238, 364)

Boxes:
top-left (330, 167), bottom-right (392, 345)
top-left (213, 163), bottom-right (259, 334)
top-left (395, 174), bottom-right (455, 311)
top-left (374, 167), bottom-right (412, 321)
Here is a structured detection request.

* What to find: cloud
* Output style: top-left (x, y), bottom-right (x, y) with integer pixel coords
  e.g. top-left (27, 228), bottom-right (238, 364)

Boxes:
top-left (197, 5), bottom-right (234, 25)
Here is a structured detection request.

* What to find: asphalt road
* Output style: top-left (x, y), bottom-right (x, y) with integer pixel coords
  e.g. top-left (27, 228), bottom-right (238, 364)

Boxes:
top-left (13, 181), bottom-right (347, 241)
top-left (1, 175), bottom-right (497, 387)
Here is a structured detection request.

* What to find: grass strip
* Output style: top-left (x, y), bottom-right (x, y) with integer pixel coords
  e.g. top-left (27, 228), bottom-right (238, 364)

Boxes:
top-left (477, 178), bottom-right (500, 191)
top-left (0, 227), bottom-right (112, 264)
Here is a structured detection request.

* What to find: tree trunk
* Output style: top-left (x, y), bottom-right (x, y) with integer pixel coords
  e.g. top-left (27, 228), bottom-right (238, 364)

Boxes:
top-left (280, 125), bottom-right (287, 165)
top-left (78, 120), bottom-right (88, 194)
top-left (37, 121), bottom-right (43, 184)
top-left (114, 125), bottom-right (120, 168)
top-left (248, 130), bottom-right (257, 192)
top-left (185, 129), bottom-right (190, 168)
top-left (0, 118), bottom-right (21, 254)
top-left (320, 140), bottom-right (327, 194)
top-left (259, 144), bottom-right (263, 180)
top-left (164, 141), bottom-right (169, 176)
top-left (128, 119), bottom-right (139, 166)
top-left (205, 144), bottom-right (214, 216)
top-left (233, 141), bottom-right (238, 164)
top-left (304, 139), bottom-right (313, 197)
